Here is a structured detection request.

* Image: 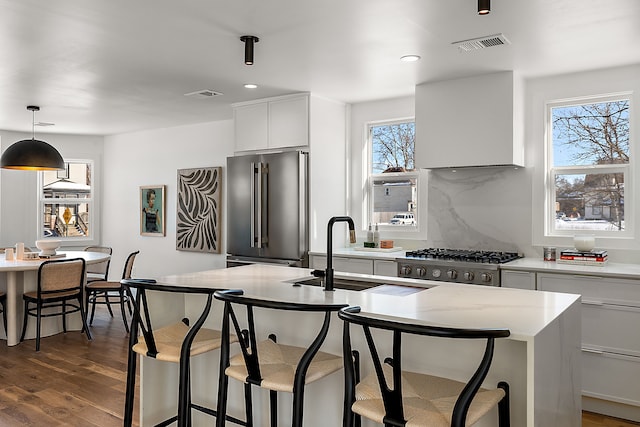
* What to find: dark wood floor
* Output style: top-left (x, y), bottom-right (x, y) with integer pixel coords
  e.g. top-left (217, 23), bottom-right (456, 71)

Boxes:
top-left (0, 306), bottom-right (138, 426)
top-left (0, 306), bottom-right (638, 426)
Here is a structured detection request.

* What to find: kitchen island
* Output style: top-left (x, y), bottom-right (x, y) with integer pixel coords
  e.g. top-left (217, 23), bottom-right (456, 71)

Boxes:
top-left (137, 264), bottom-right (580, 427)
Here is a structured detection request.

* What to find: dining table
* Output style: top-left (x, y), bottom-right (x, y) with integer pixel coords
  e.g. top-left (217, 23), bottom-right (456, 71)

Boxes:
top-left (0, 250), bottom-right (111, 346)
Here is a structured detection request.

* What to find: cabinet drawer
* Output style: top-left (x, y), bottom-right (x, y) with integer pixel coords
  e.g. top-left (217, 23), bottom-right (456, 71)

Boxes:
top-left (333, 257), bottom-right (373, 275)
top-left (501, 270), bottom-right (536, 290)
top-left (582, 302), bottom-right (640, 355)
top-left (373, 260), bottom-right (397, 277)
top-left (309, 255), bottom-right (373, 275)
top-left (538, 273), bottom-right (640, 306)
top-left (582, 349), bottom-right (640, 406)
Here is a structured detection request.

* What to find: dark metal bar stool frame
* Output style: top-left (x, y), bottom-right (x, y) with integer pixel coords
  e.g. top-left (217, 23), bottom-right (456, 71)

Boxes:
top-left (122, 279), bottom-right (245, 427)
top-left (214, 289), bottom-right (348, 427)
top-left (339, 306), bottom-right (511, 427)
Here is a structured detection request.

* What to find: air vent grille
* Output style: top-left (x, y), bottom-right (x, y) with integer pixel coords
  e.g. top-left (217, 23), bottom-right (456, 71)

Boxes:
top-left (184, 89), bottom-right (224, 98)
top-left (452, 33), bottom-right (510, 52)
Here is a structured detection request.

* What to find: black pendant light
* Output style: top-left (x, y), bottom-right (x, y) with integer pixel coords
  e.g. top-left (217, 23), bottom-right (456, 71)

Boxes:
top-left (240, 35), bottom-right (259, 65)
top-left (0, 105), bottom-right (65, 171)
top-left (478, 0), bottom-right (490, 15)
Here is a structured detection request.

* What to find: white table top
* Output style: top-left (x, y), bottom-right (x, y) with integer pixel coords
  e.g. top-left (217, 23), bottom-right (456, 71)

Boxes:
top-left (156, 264), bottom-right (579, 342)
top-left (0, 250), bottom-right (110, 272)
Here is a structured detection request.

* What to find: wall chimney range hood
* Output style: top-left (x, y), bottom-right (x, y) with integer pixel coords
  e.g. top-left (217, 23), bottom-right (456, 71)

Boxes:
top-left (414, 71), bottom-right (524, 169)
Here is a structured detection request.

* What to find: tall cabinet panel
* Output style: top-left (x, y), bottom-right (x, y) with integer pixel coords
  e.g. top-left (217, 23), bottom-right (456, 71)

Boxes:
top-left (231, 92), bottom-right (347, 255)
top-left (234, 102), bottom-right (268, 151)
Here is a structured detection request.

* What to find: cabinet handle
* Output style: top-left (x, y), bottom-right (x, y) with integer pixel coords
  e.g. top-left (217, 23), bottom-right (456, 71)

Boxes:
top-left (582, 347), bottom-right (604, 355)
top-left (570, 275), bottom-right (603, 280)
top-left (582, 299), bottom-right (603, 306)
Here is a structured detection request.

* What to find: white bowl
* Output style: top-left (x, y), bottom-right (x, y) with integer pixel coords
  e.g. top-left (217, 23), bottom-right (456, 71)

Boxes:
top-left (35, 239), bottom-right (61, 256)
top-left (573, 235), bottom-right (595, 252)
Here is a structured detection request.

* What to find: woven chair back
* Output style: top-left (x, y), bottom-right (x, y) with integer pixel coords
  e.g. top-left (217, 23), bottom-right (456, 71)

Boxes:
top-left (84, 246), bottom-right (113, 278)
top-left (121, 251), bottom-right (139, 280)
top-left (38, 258), bottom-right (86, 294)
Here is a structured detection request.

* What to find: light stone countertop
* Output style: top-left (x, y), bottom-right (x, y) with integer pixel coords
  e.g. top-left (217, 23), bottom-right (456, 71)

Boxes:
top-left (309, 247), bottom-right (407, 260)
top-left (158, 264), bottom-right (579, 342)
top-left (501, 257), bottom-right (640, 280)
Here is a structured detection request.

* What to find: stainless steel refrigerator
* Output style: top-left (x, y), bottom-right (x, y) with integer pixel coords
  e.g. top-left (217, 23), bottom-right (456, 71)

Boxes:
top-left (226, 151), bottom-right (308, 267)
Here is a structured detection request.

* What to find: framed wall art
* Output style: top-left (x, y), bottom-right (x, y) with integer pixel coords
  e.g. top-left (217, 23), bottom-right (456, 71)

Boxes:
top-left (140, 185), bottom-right (165, 236)
top-left (176, 167), bottom-right (221, 253)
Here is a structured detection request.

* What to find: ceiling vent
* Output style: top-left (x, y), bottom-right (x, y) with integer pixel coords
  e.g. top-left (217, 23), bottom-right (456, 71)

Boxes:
top-left (452, 33), bottom-right (510, 52)
top-left (184, 89), bottom-right (224, 99)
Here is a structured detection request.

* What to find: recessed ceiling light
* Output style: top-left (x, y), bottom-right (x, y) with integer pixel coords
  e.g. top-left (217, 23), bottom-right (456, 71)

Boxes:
top-left (244, 83), bottom-right (258, 89)
top-left (400, 55), bottom-right (421, 62)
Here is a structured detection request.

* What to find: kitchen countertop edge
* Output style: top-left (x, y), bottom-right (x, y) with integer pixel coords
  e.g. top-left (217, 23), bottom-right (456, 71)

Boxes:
top-left (502, 257), bottom-right (640, 280)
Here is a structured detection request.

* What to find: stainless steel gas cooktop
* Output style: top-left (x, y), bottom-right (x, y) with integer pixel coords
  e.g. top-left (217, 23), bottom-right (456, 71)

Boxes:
top-left (396, 248), bottom-right (522, 286)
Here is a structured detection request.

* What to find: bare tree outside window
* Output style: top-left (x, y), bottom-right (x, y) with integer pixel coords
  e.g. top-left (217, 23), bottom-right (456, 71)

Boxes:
top-left (550, 99), bottom-right (629, 232)
top-left (369, 121), bottom-right (418, 227)
top-left (371, 122), bottom-right (415, 173)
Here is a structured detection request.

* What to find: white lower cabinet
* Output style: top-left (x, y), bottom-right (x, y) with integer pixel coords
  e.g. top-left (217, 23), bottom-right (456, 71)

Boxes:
top-left (501, 270), bottom-right (536, 289)
top-left (309, 255), bottom-right (373, 275)
top-left (309, 255), bottom-right (397, 277)
top-left (373, 260), bottom-right (398, 277)
top-left (538, 272), bottom-right (640, 410)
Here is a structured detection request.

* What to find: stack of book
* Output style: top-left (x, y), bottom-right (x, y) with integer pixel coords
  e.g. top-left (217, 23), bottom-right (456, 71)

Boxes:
top-left (557, 249), bottom-right (608, 266)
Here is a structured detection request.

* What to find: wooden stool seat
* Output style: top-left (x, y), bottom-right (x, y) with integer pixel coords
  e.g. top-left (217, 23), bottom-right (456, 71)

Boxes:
top-left (226, 338), bottom-right (343, 393)
top-left (354, 364), bottom-right (506, 426)
top-left (133, 321), bottom-right (234, 363)
top-left (339, 306), bottom-right (511, 427)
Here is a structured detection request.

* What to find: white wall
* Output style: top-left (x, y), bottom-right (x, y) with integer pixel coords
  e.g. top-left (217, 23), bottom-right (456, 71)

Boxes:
top-left (0, 131), bottom-right (103, 248)
top-left (348, 64), bottom-right (640, 260)
top-left (103, 120), bottom-right (234, 278)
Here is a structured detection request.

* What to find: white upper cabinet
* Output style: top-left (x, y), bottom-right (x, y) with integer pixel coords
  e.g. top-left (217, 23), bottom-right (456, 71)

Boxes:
top-left (414, 71), bottom-right (524, 169)
top-left (234, 102), bottom-right (269, 151)
top-left (233, 93), bottom-right (310, 152)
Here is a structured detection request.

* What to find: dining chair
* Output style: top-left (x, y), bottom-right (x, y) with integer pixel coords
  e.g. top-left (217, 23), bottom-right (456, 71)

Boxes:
top-left (121, 278), bottom-right (241, 427)
top-left (84, 245), bottom-right (113, 283)
top-left (0, 291), bottom-right (6, 336)
top-left (85, 250), bottom-right (138, 333)
top-left (339, 306), bottom-right (511, 427)
top-left (214, 288), bottom-right (346, 427)
top-left (20, 257), bottom-right (92, 351)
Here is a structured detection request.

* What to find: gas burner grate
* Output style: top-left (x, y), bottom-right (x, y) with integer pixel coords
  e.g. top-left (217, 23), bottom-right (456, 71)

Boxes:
top-left (405, 248), bottom-right (521, 264)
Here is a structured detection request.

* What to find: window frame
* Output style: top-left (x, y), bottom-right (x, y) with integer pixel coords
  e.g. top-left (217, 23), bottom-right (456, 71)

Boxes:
top-left (37, 158), bottom-right (98, 243)
top-left (545, 93), bottom-right (633, 238)
top-left (363, 118), bottom-right (427, 236)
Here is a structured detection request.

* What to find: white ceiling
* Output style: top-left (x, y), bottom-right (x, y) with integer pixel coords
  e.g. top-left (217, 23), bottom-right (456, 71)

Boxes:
top-left (1, 0), bottom-right (639, 136)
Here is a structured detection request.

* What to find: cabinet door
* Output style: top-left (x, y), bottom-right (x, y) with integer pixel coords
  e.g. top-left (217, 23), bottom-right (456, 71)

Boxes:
top-left (309, 254), bottom-right (327, 270)
top-left (501, 270), bottom-right (536, 290)
top-left (269, 95), bottom-right (309, 148)
top-left (234, 102), bottom-right (268, 151)
top-left (539, 272), bottom-right (640, 408)
top-left (333, 257), bottom-right (373, 275)
top-left (309, 255), bottom-right (373, 274)
top-left (374, 260), bottom-right (397, 277)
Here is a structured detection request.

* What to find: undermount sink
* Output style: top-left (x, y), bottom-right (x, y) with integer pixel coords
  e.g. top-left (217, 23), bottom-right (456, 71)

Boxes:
top-left (292, 277), bottom-right (378, 291)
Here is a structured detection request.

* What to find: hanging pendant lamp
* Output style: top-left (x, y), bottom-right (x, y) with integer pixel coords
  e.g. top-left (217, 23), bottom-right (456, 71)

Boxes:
top-left (0, 105), bottom-right (65, 171)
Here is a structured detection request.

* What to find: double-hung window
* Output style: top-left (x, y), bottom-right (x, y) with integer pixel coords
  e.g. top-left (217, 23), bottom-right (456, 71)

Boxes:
top-left (546, 94), bottom-right (631, 236)
top-left (38, 160), bottom-right (95, 241)
top-left (365, 119), bottom-right (423, 232)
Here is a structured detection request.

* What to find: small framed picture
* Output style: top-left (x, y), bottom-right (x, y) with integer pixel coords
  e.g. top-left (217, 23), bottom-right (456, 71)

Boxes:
top-left (140, 185), bottom-right (165, 236)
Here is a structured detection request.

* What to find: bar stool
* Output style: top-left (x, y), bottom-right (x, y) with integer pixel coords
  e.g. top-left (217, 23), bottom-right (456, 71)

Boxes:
top-left (121, 279), bottom-right (241, 427)
top-left (214, 289), bottom-right (347, 427)
top-left (339, 306), bottom-right (511, 427)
